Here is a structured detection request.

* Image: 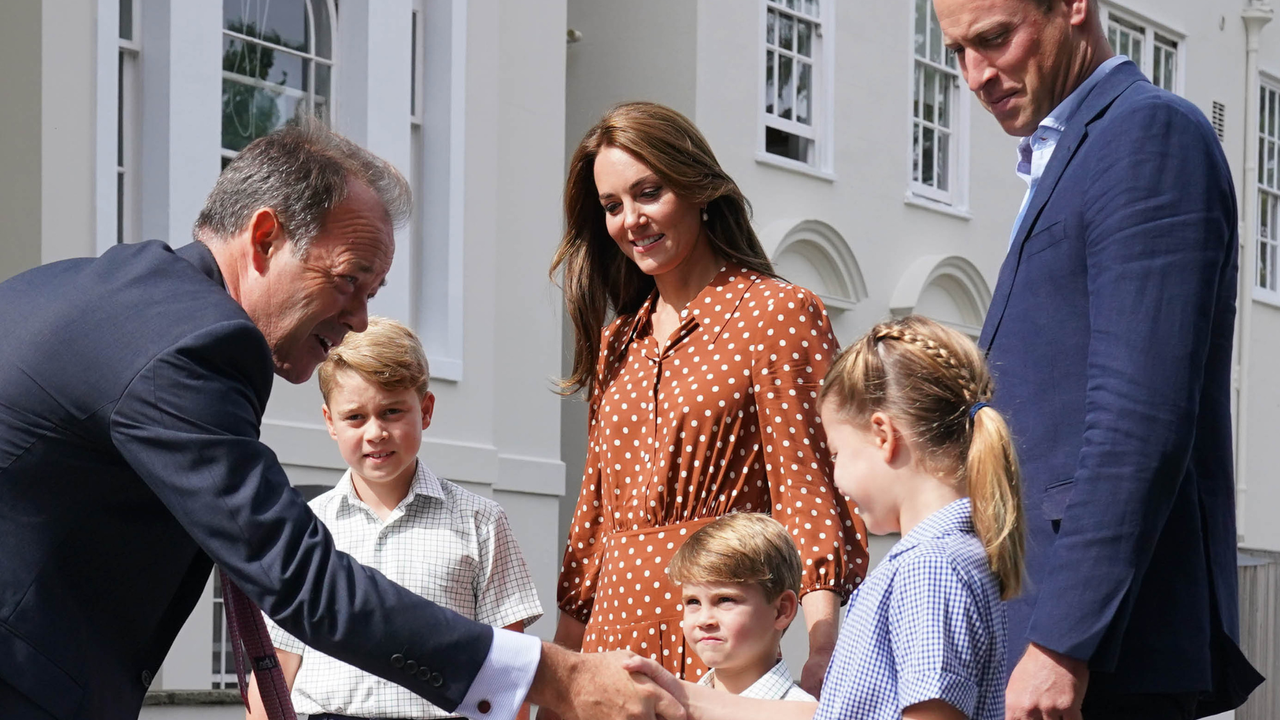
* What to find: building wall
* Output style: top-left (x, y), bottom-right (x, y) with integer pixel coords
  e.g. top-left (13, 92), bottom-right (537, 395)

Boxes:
top-left (0, 1), bottom-right (42, 283)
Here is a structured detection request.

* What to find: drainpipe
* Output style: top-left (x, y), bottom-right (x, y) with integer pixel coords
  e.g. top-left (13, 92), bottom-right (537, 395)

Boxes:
top-left (1238, 0), bottom-right (1273, 544)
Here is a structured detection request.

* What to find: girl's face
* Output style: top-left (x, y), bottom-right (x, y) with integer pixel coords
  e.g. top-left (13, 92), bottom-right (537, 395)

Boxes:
top-left (593, 144), bottom-right (707, 278)
top-left (820, 401), bottom-right (903, 535)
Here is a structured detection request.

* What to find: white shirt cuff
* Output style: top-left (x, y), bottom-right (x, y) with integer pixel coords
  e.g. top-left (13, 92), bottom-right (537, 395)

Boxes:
top-left (455, 628), bottom-right (542, 720)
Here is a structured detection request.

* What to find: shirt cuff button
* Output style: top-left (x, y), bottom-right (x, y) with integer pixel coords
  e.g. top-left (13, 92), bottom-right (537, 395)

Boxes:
top-left (478, 700), bottom-right (492, 714)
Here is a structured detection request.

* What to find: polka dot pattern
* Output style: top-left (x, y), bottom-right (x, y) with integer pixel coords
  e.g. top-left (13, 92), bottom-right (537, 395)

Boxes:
top-left (556, 267), bottom-right (870, 678)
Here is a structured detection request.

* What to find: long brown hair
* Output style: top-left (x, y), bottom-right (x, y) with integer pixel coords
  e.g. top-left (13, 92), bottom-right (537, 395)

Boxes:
top-left (819, 316), bottom-right (1025, 600)
top-left (551, 102), bottom-right (775, 398)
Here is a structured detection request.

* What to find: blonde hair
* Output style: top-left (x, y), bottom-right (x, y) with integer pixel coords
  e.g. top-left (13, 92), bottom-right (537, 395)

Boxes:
top-left (318, 317), bottom-right (430, 402)
top-left (668, 513), bottom-right (802, 603)
top-left (551, 101), bottom-right (776, 398)
top-left (819, 316), bottom-right (1025, 600)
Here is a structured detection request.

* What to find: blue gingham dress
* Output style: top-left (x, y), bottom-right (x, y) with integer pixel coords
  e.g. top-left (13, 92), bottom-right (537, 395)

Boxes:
top-left (815, 498), bottom-right (1006, 720)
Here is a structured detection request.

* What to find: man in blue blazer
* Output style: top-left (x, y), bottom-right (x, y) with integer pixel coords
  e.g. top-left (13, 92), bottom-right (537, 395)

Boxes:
top-left (0, 122), bottom-right (681, 720)
top-left (935, 0), bottom-right (1264, 718)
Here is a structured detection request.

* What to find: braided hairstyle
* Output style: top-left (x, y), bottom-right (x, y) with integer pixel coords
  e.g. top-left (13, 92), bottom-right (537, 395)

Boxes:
top-left (819, 315), bottom-right (1025, 599)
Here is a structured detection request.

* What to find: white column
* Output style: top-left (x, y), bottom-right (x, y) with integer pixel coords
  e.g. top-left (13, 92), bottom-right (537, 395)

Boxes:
top-left (139, 0), bottom-right (222, 249)
top-left (94, 0), bottom-right (120, 255)
top-left (41, 0), bottom-right (98, 263)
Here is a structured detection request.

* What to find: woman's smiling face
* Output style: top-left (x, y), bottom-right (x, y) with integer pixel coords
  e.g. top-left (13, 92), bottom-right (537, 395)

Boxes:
top-left (593, 144), bottom-right (707, 278)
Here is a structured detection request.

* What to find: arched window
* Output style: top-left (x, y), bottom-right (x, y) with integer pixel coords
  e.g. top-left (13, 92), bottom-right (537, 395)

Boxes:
top-left (891, 255), bottom-right (991, 338)
top-left (769, 219), bottom-right (867, 313)
top-left (220, 0), bottom-right (336, 165)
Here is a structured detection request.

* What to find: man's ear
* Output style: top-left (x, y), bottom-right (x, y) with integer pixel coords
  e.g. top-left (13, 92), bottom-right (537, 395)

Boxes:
top-left (420, 391), bottom-right (436, 431)
top-left (246, 208), bottom-right (286, 275)
top-left (322, 403), bottom-right (338, 440)
top-left (773, 589), bottom-right (799, 631)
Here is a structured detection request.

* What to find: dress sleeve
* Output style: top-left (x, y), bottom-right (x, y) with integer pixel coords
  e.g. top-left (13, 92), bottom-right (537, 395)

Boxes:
top-left (555, 321), bottom-right (622, 623)
top-left (750, 284), bottom-right (869, 599)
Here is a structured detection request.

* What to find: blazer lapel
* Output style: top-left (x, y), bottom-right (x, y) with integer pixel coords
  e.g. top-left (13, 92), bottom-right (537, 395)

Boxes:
top-left (980, 62), bottom-right (1147, 351)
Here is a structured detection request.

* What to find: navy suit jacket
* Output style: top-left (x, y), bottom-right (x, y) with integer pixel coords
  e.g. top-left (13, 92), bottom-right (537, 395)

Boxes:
top-left (0, 241), bottom-right (493, 719)
top-left (980, 61), bottom-right (1262, 713)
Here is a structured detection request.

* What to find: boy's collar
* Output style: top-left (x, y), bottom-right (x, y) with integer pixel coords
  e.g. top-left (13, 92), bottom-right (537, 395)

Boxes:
top-left (338, 460), bottom-right (445, 513)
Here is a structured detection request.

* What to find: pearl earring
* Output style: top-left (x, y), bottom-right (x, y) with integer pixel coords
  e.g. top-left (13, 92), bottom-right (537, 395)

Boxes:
top-left (701, 207), bottom-right (709, 222)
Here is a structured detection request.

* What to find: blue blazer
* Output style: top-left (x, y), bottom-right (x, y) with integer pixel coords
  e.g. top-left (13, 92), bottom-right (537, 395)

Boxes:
top-left (0, 241), bottom-right (492, 720)
top-left (980, 61), bottom-right (1262, 712)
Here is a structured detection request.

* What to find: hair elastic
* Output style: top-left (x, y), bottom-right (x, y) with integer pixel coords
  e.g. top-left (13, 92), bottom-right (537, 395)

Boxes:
top-left (969, 402), bottom-right (989, 420)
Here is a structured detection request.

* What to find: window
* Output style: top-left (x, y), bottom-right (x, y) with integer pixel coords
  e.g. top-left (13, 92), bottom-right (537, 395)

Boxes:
top-left (761, 0), bottom-right (831, 172)
top-left (221, 0), bottom-right (336, 165)
top-left (117, 0), bottom-right (141, 244)
top-left (1258, 79), bottom-right (1280, 295)
top-left (1105, 6), bottom-right (1181, 93)
top-left (910, 0), bottom-right (965, 206)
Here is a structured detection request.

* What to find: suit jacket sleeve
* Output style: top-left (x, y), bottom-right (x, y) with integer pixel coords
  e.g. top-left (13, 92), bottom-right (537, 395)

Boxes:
top-left (1024, 97), bottom-right (1236, 664)
top-left (108, 319), bottom-right (493, 710)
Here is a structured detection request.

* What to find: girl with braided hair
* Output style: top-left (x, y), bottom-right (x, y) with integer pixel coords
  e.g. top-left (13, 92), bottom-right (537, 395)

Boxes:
top-left (622, 315), bottom-right (1025, 720)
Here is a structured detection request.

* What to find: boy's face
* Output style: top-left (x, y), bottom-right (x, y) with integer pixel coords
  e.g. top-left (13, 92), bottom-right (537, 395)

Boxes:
top-left (322, 369), bottom-right (434, 492)
top-left (680, 581), bottom-right (795, 675)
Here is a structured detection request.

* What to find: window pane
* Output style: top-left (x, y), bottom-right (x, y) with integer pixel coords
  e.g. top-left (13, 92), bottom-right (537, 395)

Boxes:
top-left (928, 9), bottom-right (942, 65)
top-left (785, 0), bottom-right (796, 9)
top-left (937, 72), bottom-right (950, 128)
top-left (938, 131), bottom-right (950, 192)
top-left (223, 0), bottom-right (309, 53)
top-left (1132, 37), bottom-right (1142, 68)
top-left (922, 126), bottom-right (935, 186)
top-left (1107, 26), bottom-right (1118, 53)
top-left (766, 50), bottom-right (775, 115)
top-left (222, 77), bottom-right (300, 152)
top-left (765, 127), bottom-right (812, 163)
top-left (779, 13), bottom-right (794, 52)
top-left (914, 0), bottom-right (927, 58)
top-left (1270, 89), bottom-right (1277, 137)
top-left (797, 20), bottom-right (812, 58)
top-left (797, 62), bottom-right (811, 125)
top-left (313, 0), bottom-right (333, 58)
top-left (767, 9), bottom-right (776, 46)
top-left (912, 123), bottom-right (921, 182)
top-left (779, 55), bottom-right (794, 120)
top-left (224, 36), bottom-right (307, 92)
top-left (1163, 49), bottom-right (1174, 91)
top-left (1269, 141), bottom-right (1276, 188)
top-left (913, 62), bottom-right (922, 120)
top-left (117, 54), bottom-right (125, 167)
top-left (1261, 86), bottom-right (1268, 135)
top-left (314, 62), bottom-right (332, 120)
top-left (805, 0), bottom-right (819, 17)
top-left (119, 0), bottom-right (133, 41)
top-left (116, 173), bottom-right (125, 244)
top-left (923, 65), bottom-right (936, 124)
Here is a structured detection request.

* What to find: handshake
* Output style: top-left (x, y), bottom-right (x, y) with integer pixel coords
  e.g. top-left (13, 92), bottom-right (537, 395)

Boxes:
top-left (529, 646), bottom-right (691, 720)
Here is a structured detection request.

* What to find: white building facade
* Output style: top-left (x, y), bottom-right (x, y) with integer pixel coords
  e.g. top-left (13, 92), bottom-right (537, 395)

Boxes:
top-left (0, 0), bottom-right (1275, 717)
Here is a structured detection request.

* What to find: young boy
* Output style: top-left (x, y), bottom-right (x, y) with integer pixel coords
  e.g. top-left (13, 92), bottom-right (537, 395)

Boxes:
top-left (668, 513), bottom-right (815, 702)
top-left (247, 317), bottom-right (543, 720)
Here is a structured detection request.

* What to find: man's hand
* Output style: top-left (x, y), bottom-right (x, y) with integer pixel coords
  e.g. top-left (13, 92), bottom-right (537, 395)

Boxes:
top-left (1004, 643), bottom-right (1089, 720)
top-left (527, 644), bottom-right (686, 720)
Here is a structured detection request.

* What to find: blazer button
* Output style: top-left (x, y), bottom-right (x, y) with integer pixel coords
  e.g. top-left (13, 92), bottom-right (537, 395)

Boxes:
top-left (428, 672), bottom-right (444, 687)
top-left (404, 660), bottom-right (418, 674)
top-left (391, 654), bottom-right (406, 668)
top-left (140, 670), bottom-right (153, 688)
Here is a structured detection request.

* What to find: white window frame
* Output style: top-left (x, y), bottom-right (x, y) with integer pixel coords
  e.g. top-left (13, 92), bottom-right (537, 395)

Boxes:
top-left (219, 0), bottom-right (338, 163)
top-left (1256, 75), bottom-right (1280, 303)
top-left (905, 0), bottom-right (970, 212)
top-left (756, 0), bottom-right (835, 179)
top-left (117, 0), bottom-right (142, 245)
top-left (1103, 4), bottom-right (1185, 95)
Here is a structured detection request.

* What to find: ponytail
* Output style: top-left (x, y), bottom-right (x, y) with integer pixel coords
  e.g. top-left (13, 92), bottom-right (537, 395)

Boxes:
top-left (966, 405), bottom-right (1025, 600)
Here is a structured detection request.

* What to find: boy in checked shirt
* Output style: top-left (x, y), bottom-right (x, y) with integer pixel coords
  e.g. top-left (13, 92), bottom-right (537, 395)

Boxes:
top-left (247, 317), bottom-right (542, 720)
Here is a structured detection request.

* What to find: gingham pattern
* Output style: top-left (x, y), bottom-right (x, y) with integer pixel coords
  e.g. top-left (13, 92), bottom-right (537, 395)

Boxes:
top-left (696, 659), bottom-right (815, 701)
top-left (814, 499), bottom-right (1006, 720)
top-left (265, 462), bottom-right (543, 719)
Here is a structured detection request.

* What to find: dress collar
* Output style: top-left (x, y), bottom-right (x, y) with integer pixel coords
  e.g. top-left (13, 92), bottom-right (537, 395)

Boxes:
top-left (613, 266), bottom-right (765, 361)
top-left (886, 498), bottom-right (974, 561)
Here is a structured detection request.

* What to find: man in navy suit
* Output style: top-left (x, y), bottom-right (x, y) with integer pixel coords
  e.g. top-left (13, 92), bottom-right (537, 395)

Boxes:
top-left (0, 122), bottom-right (682, 720)
top-left (934, 0), bottom-right (1264, 718)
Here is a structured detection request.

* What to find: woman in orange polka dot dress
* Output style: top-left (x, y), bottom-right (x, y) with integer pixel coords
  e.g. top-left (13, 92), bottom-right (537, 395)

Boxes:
top-left (547, 102), bottom-right (868, 698)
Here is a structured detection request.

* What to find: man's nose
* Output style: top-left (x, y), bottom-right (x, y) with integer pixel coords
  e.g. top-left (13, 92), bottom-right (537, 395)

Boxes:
top-left (962, 54), bottom-right (995, 93)
top-left (343, 296), bottom-right (370, 334)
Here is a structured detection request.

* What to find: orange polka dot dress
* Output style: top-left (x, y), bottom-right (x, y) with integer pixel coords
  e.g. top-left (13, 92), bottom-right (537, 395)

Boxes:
top-left (557, 266), bottom-right (869, 680)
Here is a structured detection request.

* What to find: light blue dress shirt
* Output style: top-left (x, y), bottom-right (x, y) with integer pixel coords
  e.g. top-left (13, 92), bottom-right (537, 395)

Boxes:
top-left (1009, 55), bottom-right (1129, 246)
